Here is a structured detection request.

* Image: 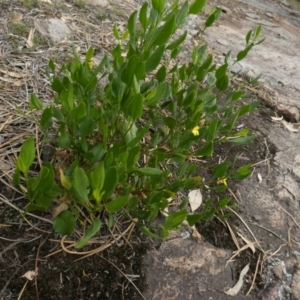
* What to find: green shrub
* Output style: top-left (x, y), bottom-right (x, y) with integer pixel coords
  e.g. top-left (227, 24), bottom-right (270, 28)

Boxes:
top-left (14, 0), bottom-right (264, 246)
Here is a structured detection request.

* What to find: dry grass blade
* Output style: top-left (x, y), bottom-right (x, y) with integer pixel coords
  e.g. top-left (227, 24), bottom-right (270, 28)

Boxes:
top-left (227, 207), bottom-right (265, 254)
top-left (17, 281), bottom-right (28, 300)
top-left (246, 253), bottom-right (261, 296)
top-left (224, 219), bottom-right (240, 250)
top-left (0, 194), bottom-right (53, 225)
top-left (279, 205), bottom-right (300, 229)
top-left (226, 242), bottom-right (257, 266)
top-left (237, 232), bottom-right (255, 253)
top-left (45, 220), bottom-right (135, 260)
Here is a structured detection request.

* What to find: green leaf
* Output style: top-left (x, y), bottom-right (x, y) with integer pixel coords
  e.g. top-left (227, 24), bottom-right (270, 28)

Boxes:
top-left (255, 25), bottom-right (261, 38)
top-left (135, 61), bottom-right (146, 80)
top-left (163, 116), bottom-right (176, 129)
top-left (171, 48), bottom-right (179, 59)
top-left (121, 55), bottom-right (138, 85)
top-left (102, 167), bottom-right (118, 200)
top-left (164, 209), bottom-right (187, 229)
top-left (237, 49), bottom-right (248, 61)
top-left (140, 225), bottom-right (162, 239)
top-left (106, 195), bottom-right (128, 213)
top-left (125, 94), bottom-right (143, 120)
top-left (186, 214), bottom-right (203, 226)
top-left (113, 23), bottom-right (119, 40)
top-left (189, 0), bottom-right (206, 15)
top-left (128, 196), bottom-right (138, 210)
top-left (195, 142), bottom-right (213, 157)
top-left (207, 118), bottom-right (220, 141)
top-left (52, 107), bottom-right (65, 122)
top-left (152, 0), bottom-right (165, 13)
top-left (127, 10), bottom-right (137, 37)
top-left (218, 197), bottom-right (230, 208)
top-left (13, 169), bottom-right (20, 186)
top-left (139, 2), bottom-right (148, 29)
top-left (135, 167), bottom-right (163, 176)
top-left (205, 8), bottom-right (221, 28)
top-left (127, 125), bottom-right (149, 147)
top-left (127, 146), bottom-right (140, 169)
top-left (16, 137), bottom-right (35, 177)
top-left (29, 94), bottom-right (43, 110)
top-left (146, 82), bottom-right (168, 107)
top-left (31, 163), bottom-right (55, 191)
top-left (91, 162), bottom-right (105, 192)
top-left (48, 59), bottom-right (55, 71)
top-left (151, 15), bottom-right (176, 46)
top-left (65, 86), bottom-right (74, 111)
top-left (228, 136), bottom-right (255, 145)
top-left (233, 164), bottom-right (252, 180)
top-left (40, 107), bottom-right (53, 130)
top-left (75, 219), bottom-right (101, 249)
top-left (245, 29), bottom-right (252, 44)
top-left (215, 64), bottom-right (228, 79)
top-left (231, 91), bottom-right (243, 101)
top-left (58, 128), bottom-right (71, 148)
top-left (85, 47), bottom-right (94, 62)
top-left (216, 74), bottom-right (229, 91)
top-left (159, 226), bottom-right (169, 239)
top-left (156, 65), bottom-right (167, 82)
top-left (53, 210), bottom-right (76, 235)
top-left (207, 73), bottom-right (216, 86)
top-left (72, 167), bottom-right (89, 204)
top-left (125, 121), bottom-right (138, 144)
top-left (166, 31), bottom-right (187, 50)
top-left (94, 54), bottom-right (110, 74)
top-left (79, 116), bottom-right (94, 136)
top-left (52, 77), bottom-right (64, 93)
top-left (80, 138), bottom-right (88, 153)
top-left (176, 1), bottom-right (189, 26)
top-left (145, 45), bottom-right (165, 73)
top-left (25, 203), bottom-right (49, 212)
top-left (69, 102), bottom-right (86, 120)
top-left (212, 161), bottom-right (231, 178)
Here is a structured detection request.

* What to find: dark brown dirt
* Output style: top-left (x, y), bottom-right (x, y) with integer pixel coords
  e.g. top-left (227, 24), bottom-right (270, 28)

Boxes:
top-left (0, 200), bottom-right (148, 300)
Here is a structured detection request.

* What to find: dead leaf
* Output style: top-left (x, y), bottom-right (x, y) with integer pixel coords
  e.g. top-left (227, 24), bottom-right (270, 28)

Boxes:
top-left (26, 28), bottom-right (35, 48)
top-left (52, 203), bottom-right (68, 219)
top-left (0, 159), bottom-right (12, 172)
top-left (40, 0), bottom-right (53, 3)
top-left (0, 76), bottom-right (23, 86)
top-left (188, 189), bottom-right (202, 212)
top-left (257, 173), bottom-right (262, 184)
top-left (271, 116), bottom-right (283, 121)
top-left (282, 120), bottom-right (298, 133)
top-left (21, 269), bottom-right (38, 281)
top-left (0, 68), bottom-right (23, 78)
top-left (224, 264), bottom-right (249, 296)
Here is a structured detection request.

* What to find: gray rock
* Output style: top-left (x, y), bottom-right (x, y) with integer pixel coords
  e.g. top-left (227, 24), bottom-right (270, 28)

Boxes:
top-left (34, 18), bottom-right (71, 43)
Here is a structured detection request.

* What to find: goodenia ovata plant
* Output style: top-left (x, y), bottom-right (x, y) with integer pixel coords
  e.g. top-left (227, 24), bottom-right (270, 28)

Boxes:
top-left (14, 0), bottom-right (264, 247)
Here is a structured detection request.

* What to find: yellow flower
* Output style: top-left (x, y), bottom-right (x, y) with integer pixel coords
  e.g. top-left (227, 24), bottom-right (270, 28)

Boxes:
top-left (87, 60), bottom-right (94, 69)
top-left (217, 178), bottom-right (227, 186)
top-left (191, 126), bottom-right (200, 136)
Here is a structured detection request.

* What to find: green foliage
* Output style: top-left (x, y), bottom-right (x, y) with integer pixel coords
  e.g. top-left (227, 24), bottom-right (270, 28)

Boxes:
top-left (14, 0), bottom-right (264, 245)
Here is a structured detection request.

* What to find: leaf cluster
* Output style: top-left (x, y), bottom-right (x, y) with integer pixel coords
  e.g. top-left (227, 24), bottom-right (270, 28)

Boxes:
top-left (14, 0), bottom-right (264, 246)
